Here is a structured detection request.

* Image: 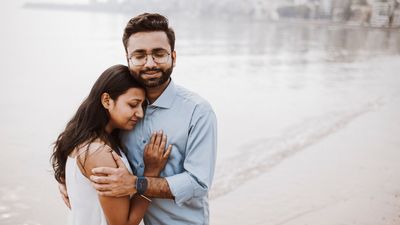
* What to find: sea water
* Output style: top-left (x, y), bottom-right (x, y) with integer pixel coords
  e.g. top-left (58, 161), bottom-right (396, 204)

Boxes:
top-left (1, 1), bottom-right (400, 225)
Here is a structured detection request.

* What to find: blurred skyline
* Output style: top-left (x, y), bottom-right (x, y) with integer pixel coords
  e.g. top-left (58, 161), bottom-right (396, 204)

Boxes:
top-left (22, 0), bottom-right (400, 28)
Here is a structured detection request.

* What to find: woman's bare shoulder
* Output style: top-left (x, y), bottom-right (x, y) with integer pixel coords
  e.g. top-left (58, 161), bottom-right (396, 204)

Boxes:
top-left (75, 140), bottom-right (117, 177)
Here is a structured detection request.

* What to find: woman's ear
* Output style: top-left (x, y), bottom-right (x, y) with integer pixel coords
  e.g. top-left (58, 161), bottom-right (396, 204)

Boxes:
top-left (101, 93), bottom-right (111, 109)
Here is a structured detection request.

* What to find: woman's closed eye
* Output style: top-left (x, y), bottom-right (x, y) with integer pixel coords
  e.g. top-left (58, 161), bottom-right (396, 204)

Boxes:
top-left (128, 103), bottom-right (138, 108)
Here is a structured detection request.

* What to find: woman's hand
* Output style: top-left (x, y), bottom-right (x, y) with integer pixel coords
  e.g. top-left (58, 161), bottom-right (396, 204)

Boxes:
top-left (143, 131), bottom-right (172, 177)
top-left (58, 182), bottom-right (71, 209)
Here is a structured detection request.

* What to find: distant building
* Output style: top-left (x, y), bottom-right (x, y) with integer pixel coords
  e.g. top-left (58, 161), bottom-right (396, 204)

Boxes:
top-left (369, 0), bottom-right (396, 27)
top-left (348, 0), bottom-right (371, 26)
top-left (392, 2), bottom-right (400, 27)
top-left (332, 0), bottom-right (352, 21)
top-left (25, 0), bottom-right (400, 28)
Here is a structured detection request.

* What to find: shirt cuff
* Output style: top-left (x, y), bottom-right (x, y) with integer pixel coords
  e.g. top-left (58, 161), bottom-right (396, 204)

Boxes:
top-left (165, 172), bottom-right (194, 206)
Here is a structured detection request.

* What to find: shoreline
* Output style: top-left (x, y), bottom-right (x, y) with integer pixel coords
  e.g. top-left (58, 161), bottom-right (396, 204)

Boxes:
top-left (210, 96), bottom-right (400, 225)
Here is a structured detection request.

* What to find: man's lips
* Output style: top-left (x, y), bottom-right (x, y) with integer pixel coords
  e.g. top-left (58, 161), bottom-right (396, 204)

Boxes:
top-left (140, 70), bottom-right (162, 79)
top-left (143, 70), bottom-right (159, 74)
top-left (141, 69), bottom-right (162, 76)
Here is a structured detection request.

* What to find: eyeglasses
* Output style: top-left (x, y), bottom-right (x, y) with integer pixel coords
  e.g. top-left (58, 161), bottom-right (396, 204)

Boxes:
top-left (129, 50), bottom-right (171, 66)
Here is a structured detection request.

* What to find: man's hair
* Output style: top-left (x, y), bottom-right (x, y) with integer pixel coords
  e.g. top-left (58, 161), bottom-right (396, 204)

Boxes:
top-left (122, 13), bottom-right (175, 53)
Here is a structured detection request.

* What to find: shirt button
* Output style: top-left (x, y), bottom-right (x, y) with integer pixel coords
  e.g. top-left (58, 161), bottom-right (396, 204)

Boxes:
top-left (142, 140), bottom-right (146, 144)
top-left (139, 164), bottom-right (144, 168)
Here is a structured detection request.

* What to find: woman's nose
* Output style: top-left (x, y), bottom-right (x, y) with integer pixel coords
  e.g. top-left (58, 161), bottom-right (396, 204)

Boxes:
top-left (135, 107), bottom-right (144, 119)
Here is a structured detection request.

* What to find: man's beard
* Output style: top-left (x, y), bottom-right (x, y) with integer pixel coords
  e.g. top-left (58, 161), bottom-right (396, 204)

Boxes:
top-left (130, 64), bottom-right (173, 88)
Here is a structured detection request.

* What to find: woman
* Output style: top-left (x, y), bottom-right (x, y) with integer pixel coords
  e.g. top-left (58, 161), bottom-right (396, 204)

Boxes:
top-left (51, 64), bottom-right (171, 225)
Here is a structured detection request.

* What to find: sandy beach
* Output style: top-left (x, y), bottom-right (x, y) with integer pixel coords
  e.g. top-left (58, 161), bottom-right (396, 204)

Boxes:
top-left (210, 96), bottom-right (400, 225)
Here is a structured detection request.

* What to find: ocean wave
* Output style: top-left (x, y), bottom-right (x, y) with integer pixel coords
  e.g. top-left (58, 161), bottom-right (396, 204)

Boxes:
top-left (210, 97), bottom-right (385, 199)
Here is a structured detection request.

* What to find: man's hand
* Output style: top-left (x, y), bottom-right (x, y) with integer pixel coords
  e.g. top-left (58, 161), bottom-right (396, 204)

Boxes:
top-left (58, 182), bottom-right (71, 209)
top-left (90, 151), bottom-right (137, 197)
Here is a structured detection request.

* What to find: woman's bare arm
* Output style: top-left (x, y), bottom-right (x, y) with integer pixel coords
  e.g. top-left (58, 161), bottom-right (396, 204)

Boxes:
top-left (80, 145), bottom-right (150, 225)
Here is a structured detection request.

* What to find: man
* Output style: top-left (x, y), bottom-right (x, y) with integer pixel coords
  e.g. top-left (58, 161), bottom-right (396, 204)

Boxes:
top-left (80, 13), bottom-right (217, 225)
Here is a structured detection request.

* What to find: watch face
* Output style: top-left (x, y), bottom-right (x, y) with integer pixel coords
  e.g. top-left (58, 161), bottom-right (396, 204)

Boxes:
top-left (136, 177), bottom-right (148, 194)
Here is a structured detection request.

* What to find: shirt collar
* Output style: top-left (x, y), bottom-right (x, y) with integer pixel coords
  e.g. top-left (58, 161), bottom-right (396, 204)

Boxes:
top-left (149, 80), bottom-right (176, 109)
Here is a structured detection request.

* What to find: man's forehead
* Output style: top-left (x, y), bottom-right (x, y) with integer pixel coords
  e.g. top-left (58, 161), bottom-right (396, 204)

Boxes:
top-left (127, 31), bottom-right (170, 52)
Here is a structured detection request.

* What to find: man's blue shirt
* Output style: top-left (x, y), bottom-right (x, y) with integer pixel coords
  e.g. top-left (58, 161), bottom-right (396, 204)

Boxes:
top-left (121, 80), bottom-right (217, 225)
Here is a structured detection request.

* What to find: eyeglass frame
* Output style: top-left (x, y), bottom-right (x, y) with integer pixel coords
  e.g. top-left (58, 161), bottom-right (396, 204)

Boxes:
top-left (128, 49), bottom-right (172, 66)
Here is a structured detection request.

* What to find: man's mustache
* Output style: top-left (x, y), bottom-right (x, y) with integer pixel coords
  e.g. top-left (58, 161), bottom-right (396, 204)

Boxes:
top-left (140, 68), bottom-right (162, 74)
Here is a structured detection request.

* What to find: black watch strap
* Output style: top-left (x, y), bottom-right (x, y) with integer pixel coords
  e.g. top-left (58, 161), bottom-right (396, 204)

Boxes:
top-left (136, 176), bottom-right (148, 195)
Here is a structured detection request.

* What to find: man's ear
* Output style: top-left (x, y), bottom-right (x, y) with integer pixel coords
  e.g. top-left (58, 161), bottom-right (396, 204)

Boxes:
top-left (172, 51), bottom-right (176, 67)
top-left (126, 52), bottom-right (130, 65)
top-left (101, 93), bottom-right (111, 109)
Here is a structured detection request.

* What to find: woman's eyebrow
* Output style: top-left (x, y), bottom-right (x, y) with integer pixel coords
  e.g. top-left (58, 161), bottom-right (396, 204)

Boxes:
top-left (129, 98), bottom-right (144, 101)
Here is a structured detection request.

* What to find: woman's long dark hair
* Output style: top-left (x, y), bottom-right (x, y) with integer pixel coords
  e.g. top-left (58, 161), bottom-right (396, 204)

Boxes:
top-left (51, 64), bottom-right (144, 184)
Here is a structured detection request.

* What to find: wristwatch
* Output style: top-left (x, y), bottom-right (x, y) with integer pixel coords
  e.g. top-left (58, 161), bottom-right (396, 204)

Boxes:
top-left (136, 176), bottom-right (148, 195)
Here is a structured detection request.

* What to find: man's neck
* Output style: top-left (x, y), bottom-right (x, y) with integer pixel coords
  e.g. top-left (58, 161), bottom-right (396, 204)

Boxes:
top-left (146, 79), bottom-right (171, 104)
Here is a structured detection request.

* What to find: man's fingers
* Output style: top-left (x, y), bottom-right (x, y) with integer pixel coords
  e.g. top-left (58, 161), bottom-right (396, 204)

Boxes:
top-left (91, 167), bottom-right (117, 175)
top-left (92, 182), bottom-right (113, 192)
top-left (110, 150), bottom-right (126, 169)
top-left (90, 175), bottom-right (113, 184)
top-left (97, 190), bottom-right (116, 197)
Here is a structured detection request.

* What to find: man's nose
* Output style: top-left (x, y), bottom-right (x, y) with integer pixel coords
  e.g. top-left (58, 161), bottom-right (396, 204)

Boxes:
top-left (144, 55), bottom-right (156, 68)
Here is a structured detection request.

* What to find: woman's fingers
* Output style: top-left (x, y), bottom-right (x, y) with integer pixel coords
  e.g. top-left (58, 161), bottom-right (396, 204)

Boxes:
top-left (154, 131), bottom-right (163, 147)
top-left (149, 132), bottom-right (156, 144)
top-left (163, 144), bottom-right (172, 159)
top-left (146, 132), bottom-right (157, 154)
top-left (159, 135), bottom-right (167, 153)
top-left (143, 143), bottom-right (149, 153)
top-left (58, 183), bottom-right (71, 209)
top-left (110, 150), bottom-right (126, 169)
top-left (147, 130), bottom-right (172, 158)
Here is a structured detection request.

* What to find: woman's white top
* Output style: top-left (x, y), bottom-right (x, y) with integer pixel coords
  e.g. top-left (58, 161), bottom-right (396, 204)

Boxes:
top-left (65, 144), bottom-right (133, 225)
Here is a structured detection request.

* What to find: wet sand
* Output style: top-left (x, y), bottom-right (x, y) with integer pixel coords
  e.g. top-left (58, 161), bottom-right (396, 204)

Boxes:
top-left (210, 96), bottom-right (400, 225)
